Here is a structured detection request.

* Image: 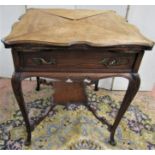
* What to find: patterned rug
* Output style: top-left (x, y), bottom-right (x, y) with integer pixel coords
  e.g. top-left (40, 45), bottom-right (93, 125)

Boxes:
top-left (0, 80), bottom-right (155, 150)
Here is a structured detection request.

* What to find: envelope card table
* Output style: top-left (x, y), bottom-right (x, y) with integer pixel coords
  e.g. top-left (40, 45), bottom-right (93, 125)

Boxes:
top-left (2, 9), bottom-right (154, 146)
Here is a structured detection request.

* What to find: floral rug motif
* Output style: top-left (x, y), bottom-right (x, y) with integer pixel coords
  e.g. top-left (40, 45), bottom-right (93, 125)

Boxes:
top-left (0, 82), bottom-right (155, 150)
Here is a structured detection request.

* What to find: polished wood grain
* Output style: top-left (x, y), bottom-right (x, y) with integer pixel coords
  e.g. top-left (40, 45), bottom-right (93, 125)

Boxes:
top-left (15, 49), bottom-right (137, 72)
top-left (53, 82), bottom-right (87, 105)
top-left (10, 44), bottom-right (147, 74)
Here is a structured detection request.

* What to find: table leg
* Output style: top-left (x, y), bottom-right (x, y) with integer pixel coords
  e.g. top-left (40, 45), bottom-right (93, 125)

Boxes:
top-left (11, 72), bottom-right (31, 145)
top-left (109, 73), bottom-right (140, 145)
top-left (94, 80), bottom-right (99, 91)
top-left (36, 76), bottom-right (40, 91)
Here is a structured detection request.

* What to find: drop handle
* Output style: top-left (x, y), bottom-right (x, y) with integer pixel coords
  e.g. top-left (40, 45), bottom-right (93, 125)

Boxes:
top-left (100, 58), bottom-right (118, 67)
top-left (32, 57), bottom-right (56, 65)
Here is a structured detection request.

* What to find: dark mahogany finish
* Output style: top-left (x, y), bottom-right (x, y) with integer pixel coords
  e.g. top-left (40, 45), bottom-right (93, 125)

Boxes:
top-left (5, 43), bottom-right (147, 146)
top-left (11, 44), bottom-right (145, 73)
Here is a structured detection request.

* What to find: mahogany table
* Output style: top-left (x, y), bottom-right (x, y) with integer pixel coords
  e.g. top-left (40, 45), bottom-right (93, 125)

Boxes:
top-left (2, 9), bottom-right (154, 146)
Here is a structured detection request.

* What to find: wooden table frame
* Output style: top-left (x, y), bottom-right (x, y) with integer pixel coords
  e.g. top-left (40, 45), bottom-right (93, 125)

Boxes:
top-left (2, 8), bottom-right (154, 147)
top-left (7, 43), bottom-right (148, 146)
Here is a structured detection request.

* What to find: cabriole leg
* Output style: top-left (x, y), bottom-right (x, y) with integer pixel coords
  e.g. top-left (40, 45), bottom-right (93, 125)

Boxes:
top-left (11, 73), bottom-right (31, 145)
top-left (109, 73), bottom-right (140, 145)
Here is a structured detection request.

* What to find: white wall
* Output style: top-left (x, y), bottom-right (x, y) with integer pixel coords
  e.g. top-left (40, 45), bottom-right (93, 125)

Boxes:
top-left (113, 6), bottom-right (155, 91)
top-left (0, 5), bottom-right (155, 91)
top-left (0, 6), bottom-right (25, 77)
top-left (75, 5), bottom-right (127, 17)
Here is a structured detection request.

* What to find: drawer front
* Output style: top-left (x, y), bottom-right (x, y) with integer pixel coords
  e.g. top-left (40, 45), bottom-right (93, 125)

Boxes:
top-left (18, 50), bottom-right (137, 72)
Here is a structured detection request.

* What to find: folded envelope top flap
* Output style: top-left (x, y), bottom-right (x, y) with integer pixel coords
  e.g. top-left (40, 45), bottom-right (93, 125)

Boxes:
top-left (37, 8), bottom-right (110, 20)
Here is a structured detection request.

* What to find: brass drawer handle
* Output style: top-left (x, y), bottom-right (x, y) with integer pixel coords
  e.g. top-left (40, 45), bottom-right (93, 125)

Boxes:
top-left (100, 58), bottom-right (119, 67)
top-left (32, 57), bottom-right (56, 65)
